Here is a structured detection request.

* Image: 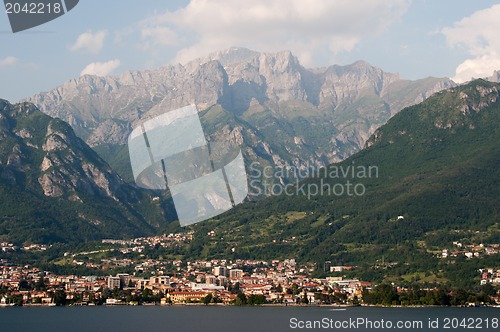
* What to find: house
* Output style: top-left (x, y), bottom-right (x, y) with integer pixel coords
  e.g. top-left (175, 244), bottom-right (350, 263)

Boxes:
top-left (106, 298), bottom-right (122, 305)
top-left (167, 291), bottom-right (211, 303)
top-left (106, 276), bottom-right (121, 289)
top-left (218, 291), bottom-right (237, 304)
top-left (229, 269), bottom-right (244, 279)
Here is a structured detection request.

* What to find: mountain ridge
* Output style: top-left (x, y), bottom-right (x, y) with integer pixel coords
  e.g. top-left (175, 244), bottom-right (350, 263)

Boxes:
top-left (25, 48), bottom-right (455, 183)
top-left (0, 100), bottom-right (169, 244)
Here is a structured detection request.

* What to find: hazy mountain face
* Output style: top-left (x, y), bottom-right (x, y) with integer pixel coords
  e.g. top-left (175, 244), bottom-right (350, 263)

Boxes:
top-left (26, 48), bottom-right (455, 183)
top-left (0, 100), bottom-right (167, 243)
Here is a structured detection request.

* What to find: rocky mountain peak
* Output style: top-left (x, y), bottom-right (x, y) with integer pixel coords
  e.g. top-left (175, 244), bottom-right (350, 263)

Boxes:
top-left (366, 80), bottom-right (500, 148)
top-left (347, 60), bottom-right (381, 73)
top-left (206, 47), bottom-right (260, 66)
top-left (260, 50), bottom-right (299, 71)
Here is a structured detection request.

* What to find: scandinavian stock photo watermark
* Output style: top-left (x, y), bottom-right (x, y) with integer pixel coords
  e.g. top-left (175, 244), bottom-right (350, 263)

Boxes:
top-left (289, 316), bottom-right (499, 330)
top-left (128, 105), bottom-right (248, 227)
top-left (127, 105), bottom-right (378, 226)
top-left (248, 161), bottom-right (379, 200)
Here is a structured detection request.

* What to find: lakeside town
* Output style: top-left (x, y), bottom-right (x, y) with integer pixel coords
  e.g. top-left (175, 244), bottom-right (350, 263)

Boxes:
top-left (0, 256), bottom-right (370, 306)
top-left (1, 232), bottom-right (500, 307)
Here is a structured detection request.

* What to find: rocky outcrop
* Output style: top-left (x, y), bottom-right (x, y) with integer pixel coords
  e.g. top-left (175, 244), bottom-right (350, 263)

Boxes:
top-left (0, 100), bottom-right (167, 243)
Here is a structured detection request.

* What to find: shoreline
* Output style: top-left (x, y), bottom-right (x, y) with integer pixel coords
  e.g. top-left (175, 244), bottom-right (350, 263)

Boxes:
top-left (5, 303), bottom-right (499, 308)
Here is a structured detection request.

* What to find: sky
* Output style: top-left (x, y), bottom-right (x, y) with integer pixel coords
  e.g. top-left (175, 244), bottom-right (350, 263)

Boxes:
top-left (1, 0), bottom-right (500, 102)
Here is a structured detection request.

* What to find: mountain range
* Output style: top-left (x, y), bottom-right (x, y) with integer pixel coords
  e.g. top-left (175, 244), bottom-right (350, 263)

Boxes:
top-left (25, 48), bottom-right (454, 183)
top-left (3, 48), bottom-right (499, 253)
top-left (0, 100), bottom-right (169, 244)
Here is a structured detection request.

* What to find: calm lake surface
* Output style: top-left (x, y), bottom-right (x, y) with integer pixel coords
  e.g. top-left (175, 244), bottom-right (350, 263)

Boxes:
top-left (0, 306), bottom-right (499, 332)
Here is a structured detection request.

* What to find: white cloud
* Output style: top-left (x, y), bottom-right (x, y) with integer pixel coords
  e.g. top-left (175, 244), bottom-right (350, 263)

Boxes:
top-left (139, 0), bottom-right (410, 66)
top-left (0, 56), bottom-right (18, 68)
top-left (442, 4), bottom-right (500, 83)
top-left (80, 59), bottom-right (121, 77)
top-left (70, 30), bottom-right (107, 54)
top-left (141, 26), bottom-right (178, 47)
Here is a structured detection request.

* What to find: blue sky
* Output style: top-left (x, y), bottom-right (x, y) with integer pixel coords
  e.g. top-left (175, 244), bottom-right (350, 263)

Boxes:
top-left (1, 0), bottom-right (500, 102)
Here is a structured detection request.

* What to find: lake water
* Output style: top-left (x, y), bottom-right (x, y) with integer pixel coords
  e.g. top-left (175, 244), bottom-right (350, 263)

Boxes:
top-left (0, 306), bottom-right (499, 332)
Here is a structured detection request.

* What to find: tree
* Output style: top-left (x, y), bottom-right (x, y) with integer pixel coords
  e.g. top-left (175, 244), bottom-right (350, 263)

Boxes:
top-left (247, 294), bottom-right (266, 305)
top-left (53, 290), bottom-right (67, 306)
top-left (9, 294), bottom-right (23, 306)
top-left (301, 292), bottom-right (309, 304)
top-left (202, 294), bottom-right (213, 305)
top-left (142, 288), bottom-right (153, 303)
top-left (72, 293), bottom-right (83, 304)
top-left (480, 283), bottom-right (496, 296)
top-left (35, 276), bottom-right (46, 291)
top-left (376, 284), bottom-right (399, 306)
top-left (292, 283), bottom-right (300, 295)
top-left (153, 290), bottom-right (164, 303)
top-left (102, 288), bottom-right (112, 300)
top-left (234, 292), bottom-right (247, 305)
top-left (275, 283), bottom-right (283, 293)
top-left (230, 282), bottom-right (240, 294)
top-left (18, 279), bottom-right (30, 291)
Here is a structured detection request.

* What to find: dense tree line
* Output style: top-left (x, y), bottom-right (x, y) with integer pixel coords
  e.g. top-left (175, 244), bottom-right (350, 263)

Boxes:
top-left (362, 283), bottom-right (497, 306)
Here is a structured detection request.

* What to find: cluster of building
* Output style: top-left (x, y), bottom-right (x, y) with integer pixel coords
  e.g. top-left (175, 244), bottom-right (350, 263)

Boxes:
top-left (0, 258), bottom-right (370, 306)
top-left (479, 268), bottom-right (500, 285)
top-left (101, 232), bottom-right (194, 253)
top-left (440, 242), bottom-right (500, 259)
top-left (1, 242), bottom-right (16, 252)
top-left (2, 232), bottom-right (499, 306)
